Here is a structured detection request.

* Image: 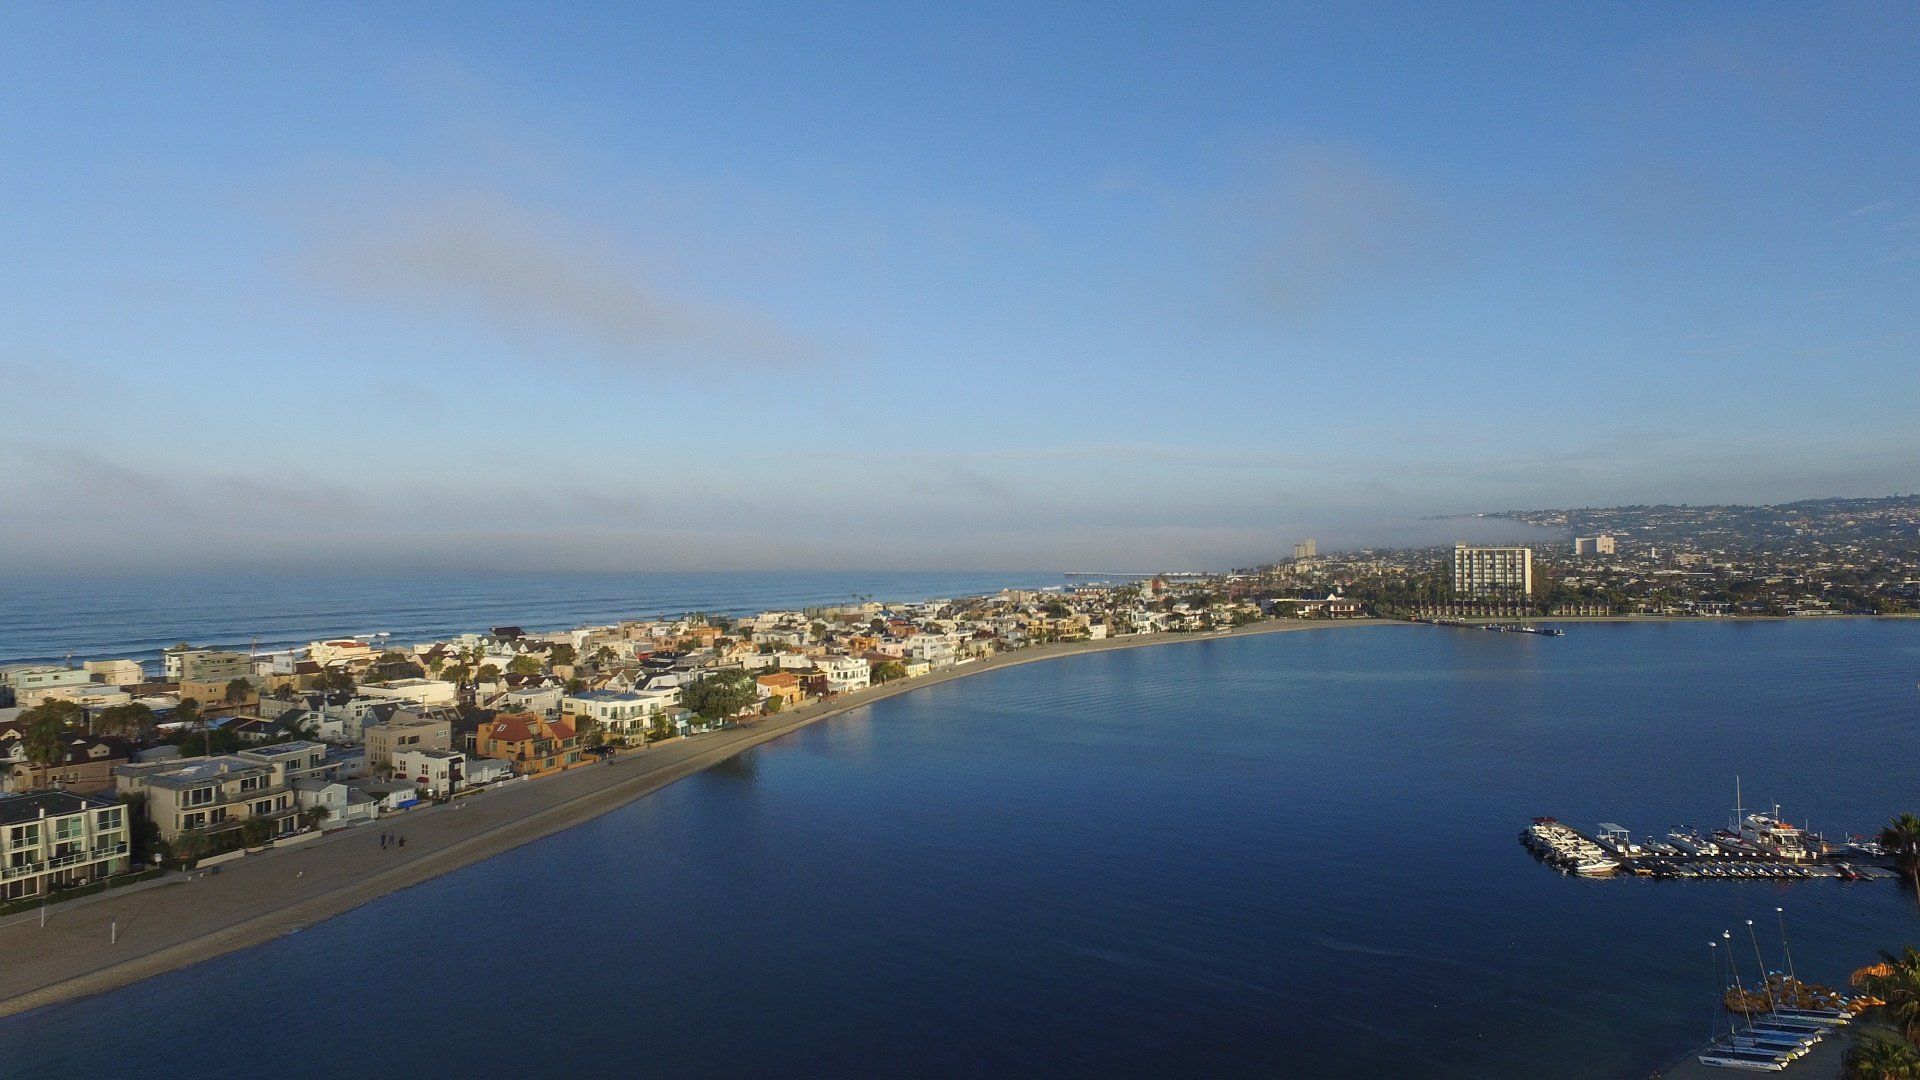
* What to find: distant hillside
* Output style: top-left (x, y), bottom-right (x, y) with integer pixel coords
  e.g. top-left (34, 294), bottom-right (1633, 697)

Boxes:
top-left (1487, 495), bottom-right (1920, 553)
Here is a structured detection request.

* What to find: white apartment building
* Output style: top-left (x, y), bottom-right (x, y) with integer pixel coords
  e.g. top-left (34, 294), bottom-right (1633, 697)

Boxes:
top-left (905, 634), bottom-right (959, 668)
top-left (0, 791), bottom-right (130, 902)
top-left (1573, 535), bottom-right (1617, 556)
top-left (358, 679), bottom-right (458, 707)
top-left (1452, 545), bottom-right (1535, 598)
top-left (391, 747), bottom-right (467, 798)
top-left (563, 689), bottom-right (679, 740)
top-left (814, 655), bottom-right (871, 695)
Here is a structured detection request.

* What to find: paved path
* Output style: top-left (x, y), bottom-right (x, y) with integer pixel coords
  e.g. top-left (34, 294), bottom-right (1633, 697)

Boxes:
top-left (0, 618), bottom-right (1393, 1017)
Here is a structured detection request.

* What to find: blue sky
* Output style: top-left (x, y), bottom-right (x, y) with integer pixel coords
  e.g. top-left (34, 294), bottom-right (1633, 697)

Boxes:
top-left (2, 2), bottom-right (1915, 572)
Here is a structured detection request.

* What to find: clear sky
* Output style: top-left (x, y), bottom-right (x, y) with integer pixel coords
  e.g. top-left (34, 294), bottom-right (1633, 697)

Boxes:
top-left (2, 2), bottom-right (1915, 573)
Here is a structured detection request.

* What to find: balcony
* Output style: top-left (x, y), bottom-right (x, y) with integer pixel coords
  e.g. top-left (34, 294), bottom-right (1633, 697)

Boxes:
top-left (0, 841), bottom-right (129, 881)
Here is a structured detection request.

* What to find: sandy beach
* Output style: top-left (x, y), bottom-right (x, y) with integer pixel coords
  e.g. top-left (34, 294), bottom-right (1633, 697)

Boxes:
top-left (0, 617), bottom-right (1395, 1019)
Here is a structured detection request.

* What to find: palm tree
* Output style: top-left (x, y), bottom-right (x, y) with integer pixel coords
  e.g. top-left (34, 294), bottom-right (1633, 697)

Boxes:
top-left (1866, 955), bottom-right (1920, 1046)
top-left (1847, 1032), bottom-right (1920, 1079)
top-left (1883, 814), bottom-right (1920, 896)
top-left (23, 716), bottom-right (66, 770)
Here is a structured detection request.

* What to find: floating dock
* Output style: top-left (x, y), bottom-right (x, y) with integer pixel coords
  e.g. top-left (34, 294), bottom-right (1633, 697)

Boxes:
top-left (1521, 815), bottom-right (1898, 881)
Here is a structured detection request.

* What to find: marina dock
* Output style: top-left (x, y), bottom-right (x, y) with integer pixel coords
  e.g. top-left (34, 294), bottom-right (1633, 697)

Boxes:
top-left (1521, 814), bottom-right (1898, 882)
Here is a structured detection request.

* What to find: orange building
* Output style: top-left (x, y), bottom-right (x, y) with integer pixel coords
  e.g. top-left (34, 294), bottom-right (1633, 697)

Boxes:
top-left (473, 712), bottom-right (584, 778)
top-left (755, 672), bottom-right (805, 709)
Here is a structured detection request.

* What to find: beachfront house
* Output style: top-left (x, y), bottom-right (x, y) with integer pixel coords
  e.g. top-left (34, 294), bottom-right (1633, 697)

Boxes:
top-left (116, 755), bottom-right (300, 843)
top-left (0, 790), bottom-right (130, 902)
top-left (292, 777), bottom-right (377, 827)
top-left (391, 746), bottom-right (466, 798)
top-left (473, 713), bottom-right (584, 778)
top-left (563, 688), bottom-right (678, 742)
top-left (813, 655), bottom-right (871, 696)
top-left (754, 672), bottom-right (804, 709)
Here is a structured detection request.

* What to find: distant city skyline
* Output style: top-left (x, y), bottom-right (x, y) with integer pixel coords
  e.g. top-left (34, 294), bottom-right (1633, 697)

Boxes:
top-left (2, 4), bottom-right (1915, 572)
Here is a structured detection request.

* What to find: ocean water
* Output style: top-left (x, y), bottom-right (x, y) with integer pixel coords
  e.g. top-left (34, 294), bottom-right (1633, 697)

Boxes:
top-left (0, 570), bottom-right (1070, 666)
top-left (5, 620), bottom-right (1920, 1077)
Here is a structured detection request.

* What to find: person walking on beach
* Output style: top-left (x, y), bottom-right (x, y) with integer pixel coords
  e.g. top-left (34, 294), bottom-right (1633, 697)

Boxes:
top-left (380, 833), bottom-right (387, 850)
top-left (397, 835), bottom-right (405, 849)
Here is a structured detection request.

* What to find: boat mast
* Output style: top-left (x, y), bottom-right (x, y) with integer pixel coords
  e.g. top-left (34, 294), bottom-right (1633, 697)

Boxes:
top-left (1747, 920), bottom-right (1779, 1014)
top-left (1733, 775), bottom-right (1745, 833)
top-left (1723, 929), bottom-right (1757, 1034)
top-left (1775, 907), bottom-right (1799, 985)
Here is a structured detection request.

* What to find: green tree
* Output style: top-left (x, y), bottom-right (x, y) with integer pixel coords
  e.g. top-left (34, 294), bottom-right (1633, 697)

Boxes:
top-left (1882, 814), bottom-right (1920, 896)
top-left (1847, 1029), bottom-right (1920, 1078)
top-left (317, 667), bottom-right (356, 696)
top-left (239, 817), bottom-right (273, 848)
top-left (300, 805), bottom-right (330, 830)
top-left (23, 715), bottom-right (66, 768)
top-left (223, 677), bottom-right (254, 703)
top-left (871, 661), bottom-right (907, 684)
top-left (683, 669), bottom-right (758, 721)
top-left (94, 702), bottom-right (158, 741)
top-left (764, 695), bottom-right (784, 715)
top-left (507, 655), bottom-right (543, 677)
top-left (171, 828), bottom-right (211, 864)
top-left (548, 644), bottom-right (577, 667)
top-left (19, 699), bottom-right (83, 730)
top-left (477, 663), bottom-right (501, 683)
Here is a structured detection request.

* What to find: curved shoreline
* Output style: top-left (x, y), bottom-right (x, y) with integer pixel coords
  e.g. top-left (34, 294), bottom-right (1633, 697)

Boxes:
top-left (0, 618), bottom-right (1395, 1020)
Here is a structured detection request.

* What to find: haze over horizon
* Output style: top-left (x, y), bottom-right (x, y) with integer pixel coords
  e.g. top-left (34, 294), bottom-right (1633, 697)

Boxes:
top-left (3, 4), bottom-right (1915, 574)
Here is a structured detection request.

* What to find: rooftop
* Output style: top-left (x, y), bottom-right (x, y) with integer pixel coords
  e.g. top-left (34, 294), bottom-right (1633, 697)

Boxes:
top-left (240, 740), bottom-right (326, 760)
top-left (0, 790), bottom-right (116, 826)
top-left (129, 756), bottom-right (270, 789)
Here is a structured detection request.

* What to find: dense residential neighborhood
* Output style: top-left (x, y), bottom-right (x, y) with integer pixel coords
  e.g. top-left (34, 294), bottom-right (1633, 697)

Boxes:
top-left (0, 576), bottom-right (1297, 907)
top-left (3, 493), bottom-right (1914, 911)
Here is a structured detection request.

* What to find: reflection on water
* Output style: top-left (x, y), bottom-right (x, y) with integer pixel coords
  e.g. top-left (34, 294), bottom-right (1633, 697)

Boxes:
top-left (4, 620), bottom-right (1918, 1080)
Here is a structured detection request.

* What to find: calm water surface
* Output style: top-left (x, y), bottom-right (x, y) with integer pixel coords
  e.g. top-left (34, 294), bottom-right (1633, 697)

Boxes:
top-left (5, 620), bottom-right (1920, 1078)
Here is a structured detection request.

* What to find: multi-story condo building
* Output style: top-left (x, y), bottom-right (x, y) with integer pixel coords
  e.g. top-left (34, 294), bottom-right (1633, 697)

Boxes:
top-left (1573, 535), bottom-right (1617, 556)
top-left (364, 714), bottom-right (453, 771)
top-left (163, 649), bottom-right (252, 685)
top-left (0, 790), bottom-right (130, 902)
top-left (116, 755), bottom-right (298, 842)
top-left (562, 689), bottom-right (676, 740)
top-left (1452, 544), bottom-right (1535, 598)
top-left (1293, 539), bottom-right (1317, 560)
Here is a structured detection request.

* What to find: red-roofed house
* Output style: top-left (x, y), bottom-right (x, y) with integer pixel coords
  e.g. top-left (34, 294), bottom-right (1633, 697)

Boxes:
top-left (472, 712), bottom-right (583, 778)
